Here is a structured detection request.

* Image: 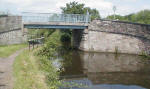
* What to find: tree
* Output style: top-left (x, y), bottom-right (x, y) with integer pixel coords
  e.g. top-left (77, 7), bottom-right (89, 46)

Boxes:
top-left (107, 14), bottom-right (125, 20)
top-left (135, 10), bottom-right (150, 24)
top-left (61, 1), bottom-right (101, 20)
top-left (106, 9), bottom-right (150, 24)
top-left (61, 1), bottom-right (85, 14)
top-left (84, 7), bottom-right (101, 20)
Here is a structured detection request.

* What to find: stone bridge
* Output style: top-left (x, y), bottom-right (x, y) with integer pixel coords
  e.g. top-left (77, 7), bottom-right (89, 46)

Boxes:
top-left (0, 14), bottom-right (150, 54)
top-left (77, 20), bottom-right (150, 54)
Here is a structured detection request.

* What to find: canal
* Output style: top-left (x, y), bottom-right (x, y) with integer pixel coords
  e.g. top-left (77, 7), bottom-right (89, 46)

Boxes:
top-left (53, 50), bottom-right (150, 89)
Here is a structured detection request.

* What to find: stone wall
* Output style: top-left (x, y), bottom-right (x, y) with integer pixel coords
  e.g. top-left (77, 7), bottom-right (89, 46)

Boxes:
top-left (0, 16), bottom-right (22, 32)
top-left (0, 16), bottom-right (26, 45)
top-left (0, 30), bottom-right (26, 45)
top-left (77, 20), bottom-right (150, 54)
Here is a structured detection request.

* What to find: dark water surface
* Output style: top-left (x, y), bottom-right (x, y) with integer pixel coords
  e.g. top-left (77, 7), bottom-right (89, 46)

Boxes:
top-left (53, 50), bottom-right (150, 89)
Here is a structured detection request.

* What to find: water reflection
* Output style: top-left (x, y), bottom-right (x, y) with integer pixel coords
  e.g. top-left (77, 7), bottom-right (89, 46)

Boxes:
top-left (81, 52), bottom-right (150, 73)
top-left (87, 72), bottom-right (150, 89)
top-left (57, 51), bottom-right (150, 89)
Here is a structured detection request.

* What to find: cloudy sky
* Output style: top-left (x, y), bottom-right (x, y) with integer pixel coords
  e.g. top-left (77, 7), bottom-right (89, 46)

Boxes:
top-left (0, 0), bottom-right (150, 17)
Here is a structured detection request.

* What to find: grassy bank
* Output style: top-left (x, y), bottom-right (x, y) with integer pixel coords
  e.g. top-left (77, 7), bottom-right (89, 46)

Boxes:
top-left (13, 50), bottom-right (60, 89)
top-left (0, 44), bottom-right (27, 58)
top-left (13, 31), bottom-right (61, 89)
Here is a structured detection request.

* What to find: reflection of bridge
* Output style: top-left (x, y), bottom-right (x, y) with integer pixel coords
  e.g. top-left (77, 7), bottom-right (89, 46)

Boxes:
top-left (22, 12), bottom-right (90, 29)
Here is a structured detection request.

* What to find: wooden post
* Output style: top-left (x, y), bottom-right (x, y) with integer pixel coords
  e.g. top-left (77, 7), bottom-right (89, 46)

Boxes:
top-left (28, 40), bottom-right (31, 51)
top-left (29, 42), bottom-right (30, 51)
top-left (33, 42), bottom-right (34, 49)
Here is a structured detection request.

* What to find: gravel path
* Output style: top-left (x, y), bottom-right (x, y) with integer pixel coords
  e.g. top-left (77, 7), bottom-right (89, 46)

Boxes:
top-left (0, 49), bottom-right (24, 89)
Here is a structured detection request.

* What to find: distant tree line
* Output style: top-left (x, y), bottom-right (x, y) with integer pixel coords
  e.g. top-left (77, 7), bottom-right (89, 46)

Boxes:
top-left (107, 9), bottom-right (150, 24)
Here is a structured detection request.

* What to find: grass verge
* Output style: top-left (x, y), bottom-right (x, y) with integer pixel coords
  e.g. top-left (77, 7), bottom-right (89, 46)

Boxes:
top-left (13, 49), bottom-right (60, 89)
top-left (0, 44), bottom-right (27, 58)
top-left (13, 31), bottom-right (63, 89)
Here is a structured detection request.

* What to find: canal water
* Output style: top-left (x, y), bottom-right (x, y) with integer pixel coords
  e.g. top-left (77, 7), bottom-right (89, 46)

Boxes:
top-left (53, 50), bottom-right (150, 89)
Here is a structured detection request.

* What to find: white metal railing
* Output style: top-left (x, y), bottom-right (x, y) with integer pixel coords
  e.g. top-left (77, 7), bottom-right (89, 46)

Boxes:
top-left (22, 12), bottom-right (91, 23)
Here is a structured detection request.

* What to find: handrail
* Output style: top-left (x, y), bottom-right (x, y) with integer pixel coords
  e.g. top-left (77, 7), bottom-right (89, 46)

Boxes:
top-left (22, 12), bottom-right (91, 23)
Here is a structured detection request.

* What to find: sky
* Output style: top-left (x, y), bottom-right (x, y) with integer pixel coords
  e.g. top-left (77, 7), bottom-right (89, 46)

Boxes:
top-left (0, 0), bottom-right (150, 17)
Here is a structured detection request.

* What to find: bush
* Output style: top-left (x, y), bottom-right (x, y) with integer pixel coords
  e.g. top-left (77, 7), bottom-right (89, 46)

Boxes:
top-left (60, 33), bottom-right (71, 42)
top-left (36, 30), bottom-right (61, 57)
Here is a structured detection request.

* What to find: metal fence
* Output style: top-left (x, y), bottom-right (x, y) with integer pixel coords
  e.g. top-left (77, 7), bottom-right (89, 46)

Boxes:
top-left (22, 12), bottom-right (91, 23)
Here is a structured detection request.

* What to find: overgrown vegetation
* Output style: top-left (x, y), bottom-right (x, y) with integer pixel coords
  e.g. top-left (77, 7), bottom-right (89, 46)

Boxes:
top-left (0, 44), bottom-right (27, 58)
top-left (36, 30), bottom-right (62, 57)
top-left (32, 30), bottom-right (63, 88)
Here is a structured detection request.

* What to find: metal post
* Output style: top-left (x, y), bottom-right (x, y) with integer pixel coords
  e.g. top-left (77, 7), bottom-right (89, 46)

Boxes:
top-left (86, 10), bottom-right (90, 23)
top-left (113, 6), bottom-right (116, 20)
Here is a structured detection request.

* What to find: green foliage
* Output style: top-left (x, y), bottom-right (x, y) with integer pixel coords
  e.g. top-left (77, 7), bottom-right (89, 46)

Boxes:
top-left (34, 30), bottom-right (63, 88)
top-left (61, 1), bottom-right (85, 14)
top-left (36, 55), bottom-right (61, 88)
top-left (0, 44), bottom-right (27, 58)
top-left (28, 29), bottom-right (55, 40)
top-left (134, 10), bottom-right (150, 24)
top-left (107, 9), bottom-right (150, 24)
top-left (60, 33), bottom-right (71, 42)
top-left (85, 7), bottom-right (101, 20)
top-left (60, 29), bottom-right (72, 43)
top-left (61, 1), bottom-right (101, 20)
top-left (107, 14), bottom-right (125, 20)
top-left (36, 30), bottom-right (61, 57)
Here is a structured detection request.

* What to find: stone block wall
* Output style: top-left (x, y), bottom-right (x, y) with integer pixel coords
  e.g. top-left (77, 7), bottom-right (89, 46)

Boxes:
top-left (0, 16), bottom-right (22, 32)
top-left (0, 16), bottom-right (27, 45)
top-left (77, 20), bottom-right (150, 54)
top-left (0, 30), bottom-right (27, 45)
top-left (89, 20), bottom-right (150, 40)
